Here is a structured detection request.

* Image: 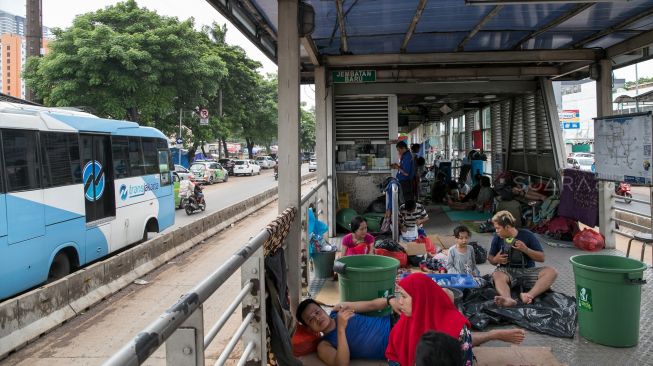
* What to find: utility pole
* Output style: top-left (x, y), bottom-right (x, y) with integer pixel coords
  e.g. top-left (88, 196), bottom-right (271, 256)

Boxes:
top-left (25, 0), bottom-right (42, 102)
top-left (179, 108), bottom-right (183, 165)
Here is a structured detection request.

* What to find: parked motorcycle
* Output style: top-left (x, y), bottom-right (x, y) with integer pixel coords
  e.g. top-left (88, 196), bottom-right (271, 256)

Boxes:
top-left (182, 186), bottom-right (206, 215)
top-left (615, 182), bottom-right (632, 204)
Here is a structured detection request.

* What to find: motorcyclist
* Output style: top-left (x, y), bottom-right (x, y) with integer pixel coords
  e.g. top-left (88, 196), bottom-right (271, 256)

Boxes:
top-left (193, 181), bottom-right (205, 205)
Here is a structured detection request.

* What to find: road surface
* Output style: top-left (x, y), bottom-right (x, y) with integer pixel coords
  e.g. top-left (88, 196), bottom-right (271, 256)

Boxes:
top-left (170, 163), bottom-right (310, 230)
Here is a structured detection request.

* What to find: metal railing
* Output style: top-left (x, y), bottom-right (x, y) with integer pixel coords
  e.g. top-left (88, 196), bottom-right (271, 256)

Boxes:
top-left (610, 188), bottom-right (653, 239)
top-left (103, 223), bottom-right (275, 366)
top-left (387, 181), bottom-right (399, 241)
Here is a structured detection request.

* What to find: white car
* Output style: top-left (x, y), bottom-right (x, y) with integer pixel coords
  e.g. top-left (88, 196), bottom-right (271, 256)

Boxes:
top-left (567, 157), bottom-right (594, 171)
top-left (308, 158), bottom-right (317, 172)
top-left (189, 161), bottom-right (229, 184)
top-left (174, 165), bottom-right (192, 181)
top-left (233, 159), bottom-right (261, 176)
top-left (256, 156), bottom-right (276, 169)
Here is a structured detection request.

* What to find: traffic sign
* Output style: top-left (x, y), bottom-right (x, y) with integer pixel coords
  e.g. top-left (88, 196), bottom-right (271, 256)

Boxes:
top-left (176, 138), bottom-right (183, 144)
top-left (199, 108), bottom-right (209, 119)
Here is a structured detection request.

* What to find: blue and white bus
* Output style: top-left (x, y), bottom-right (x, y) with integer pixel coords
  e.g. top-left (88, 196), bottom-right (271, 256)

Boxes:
top-left (0, 102), bottom-right (175, 300)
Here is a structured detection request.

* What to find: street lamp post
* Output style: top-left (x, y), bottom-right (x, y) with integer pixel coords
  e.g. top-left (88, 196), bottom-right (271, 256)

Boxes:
top-left (179, 108), bottom-right (183, 165)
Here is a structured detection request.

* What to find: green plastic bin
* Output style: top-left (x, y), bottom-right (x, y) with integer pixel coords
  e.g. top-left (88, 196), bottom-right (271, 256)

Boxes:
top-left (570, 254), bottom-right (647, 347)
top-left (362, 212), bottom-right (385, 233)
top-left (335, 255), bottom-right (400, 316)
top-left (336, 208), bottom-right (359, 232)
top-left (312, 251), bottom-right (336, 278)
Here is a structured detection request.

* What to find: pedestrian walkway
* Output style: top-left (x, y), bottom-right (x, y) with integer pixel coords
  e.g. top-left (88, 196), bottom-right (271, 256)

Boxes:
top-left (1, 203), bottom-right (282, 366)
top-left (306, 204), bottom-right (653, 366)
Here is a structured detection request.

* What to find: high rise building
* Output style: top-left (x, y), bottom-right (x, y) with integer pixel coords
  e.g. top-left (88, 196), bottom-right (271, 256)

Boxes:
top-left (0, 10), bottom-right (52, 99)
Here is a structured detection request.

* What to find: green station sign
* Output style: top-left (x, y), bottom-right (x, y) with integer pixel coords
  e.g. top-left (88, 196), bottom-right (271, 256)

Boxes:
top-left (332, 70), bottom-right (376, 83)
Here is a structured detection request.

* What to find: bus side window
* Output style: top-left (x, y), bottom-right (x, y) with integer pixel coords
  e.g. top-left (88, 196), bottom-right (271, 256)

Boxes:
top-left (40, 132), bottom-right (81, 188)
top-left (141, 138), bottom-right (159, 175)
top-left (128, 137), bottom-right (145, 176)
top-left (112, 136), bottom-right (130, 179)
top-left (3, 129), bottom-right (40, 192)
top-left (158, 150), bottom-right (171, 186)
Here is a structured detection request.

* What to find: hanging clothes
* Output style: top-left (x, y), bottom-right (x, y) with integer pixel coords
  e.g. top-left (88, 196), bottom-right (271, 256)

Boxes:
top-left (558, 169), bottom-right (599, 227)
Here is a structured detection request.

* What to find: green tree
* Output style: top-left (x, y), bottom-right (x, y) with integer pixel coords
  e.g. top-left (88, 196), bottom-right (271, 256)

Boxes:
top-left (24, 0), bottom-right (226, 126)
top-left (203, 23), bottom-right (277, 159)
top-left (247, 74), bottom-right (278, 157)
top-left (625, 76), bottom-right (653, 89)
top-left (300, 103), bottom-right (316, 152)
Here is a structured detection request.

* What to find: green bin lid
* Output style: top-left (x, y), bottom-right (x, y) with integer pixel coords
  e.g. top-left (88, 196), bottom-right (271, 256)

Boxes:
top-left (570, 254), bottom-right (647, 273)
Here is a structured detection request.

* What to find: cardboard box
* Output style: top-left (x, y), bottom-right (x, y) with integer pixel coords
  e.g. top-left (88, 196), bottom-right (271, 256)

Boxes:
top-left (429, 234), bottom-right (457, 250)
top-left (400, 241), bottom-right (427, 256)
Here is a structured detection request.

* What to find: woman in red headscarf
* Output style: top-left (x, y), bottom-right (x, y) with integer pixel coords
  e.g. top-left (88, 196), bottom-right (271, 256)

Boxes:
top-left (385, 273), bottom-right (525, 366)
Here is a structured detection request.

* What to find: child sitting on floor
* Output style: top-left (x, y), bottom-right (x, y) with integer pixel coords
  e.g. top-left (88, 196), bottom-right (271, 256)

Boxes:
top-left (446, 226), bottom-right (480, 276)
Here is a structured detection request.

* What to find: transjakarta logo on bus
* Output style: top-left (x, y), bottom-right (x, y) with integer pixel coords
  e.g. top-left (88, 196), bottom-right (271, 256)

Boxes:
top-left (119, 182), bottom-right (160, 201)
top-left (83, 161), bottom-right (105, 202)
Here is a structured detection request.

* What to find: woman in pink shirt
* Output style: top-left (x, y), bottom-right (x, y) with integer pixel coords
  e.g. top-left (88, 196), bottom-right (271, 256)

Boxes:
top-left (341, 216), bottom-right (375, 256)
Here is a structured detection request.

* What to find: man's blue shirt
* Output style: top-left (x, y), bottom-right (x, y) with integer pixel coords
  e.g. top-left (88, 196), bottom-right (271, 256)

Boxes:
top-left (322, 311), bottom-right (390, 360)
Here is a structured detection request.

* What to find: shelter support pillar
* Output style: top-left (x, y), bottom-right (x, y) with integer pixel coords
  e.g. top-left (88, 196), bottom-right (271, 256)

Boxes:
top-left (596, 59), bottom-right (616, 249)
top-left (315, 67), bottom-right (329, 225)
top-left (326, 77), bottom-right (336, 236)
top-left (278, 0), bottom-right (302, 311)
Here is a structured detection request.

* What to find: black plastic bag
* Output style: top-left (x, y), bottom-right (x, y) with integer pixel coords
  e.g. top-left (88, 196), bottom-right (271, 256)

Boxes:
top-left (374, 236), bottom-right (406, 253)
top-left (366, 196), bottom-right (387, 213)
top-left (469, 241), bottom-right (487, 264)
top-left (462, 286), bottom-right (577, 338)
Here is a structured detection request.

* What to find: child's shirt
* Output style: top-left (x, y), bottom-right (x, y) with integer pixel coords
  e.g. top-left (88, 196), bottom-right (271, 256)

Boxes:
top-left (446, 246), bottom-right (479, 275)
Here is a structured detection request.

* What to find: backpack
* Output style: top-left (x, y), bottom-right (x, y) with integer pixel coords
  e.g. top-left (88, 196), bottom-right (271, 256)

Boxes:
top-left (469, 241), bottom-right (487, 264)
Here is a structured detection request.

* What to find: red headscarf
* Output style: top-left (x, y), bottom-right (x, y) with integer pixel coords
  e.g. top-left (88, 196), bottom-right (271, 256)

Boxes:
top-left (385, 273), bottom-right (470, 366)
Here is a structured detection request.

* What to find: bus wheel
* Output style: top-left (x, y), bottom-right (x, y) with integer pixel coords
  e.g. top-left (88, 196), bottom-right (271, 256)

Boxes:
top-left (48, 252), bottom-right (71, 283)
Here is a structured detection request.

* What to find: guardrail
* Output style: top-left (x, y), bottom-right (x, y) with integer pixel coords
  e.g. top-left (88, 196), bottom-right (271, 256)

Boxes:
top-left (612, 192), bottom-right (653, 239)
top-left (104, 207), bottom-right (298, 366)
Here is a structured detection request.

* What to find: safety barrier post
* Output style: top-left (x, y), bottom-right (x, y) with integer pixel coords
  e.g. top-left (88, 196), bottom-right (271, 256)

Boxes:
top-left (165, 306), bottom-right (205, 366)
top-left (239, 246), bottom-right (266, 365)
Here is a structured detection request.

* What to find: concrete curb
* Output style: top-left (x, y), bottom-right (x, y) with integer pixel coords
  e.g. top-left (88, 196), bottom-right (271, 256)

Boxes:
top-left (0, 174), bottom-right (315, 359)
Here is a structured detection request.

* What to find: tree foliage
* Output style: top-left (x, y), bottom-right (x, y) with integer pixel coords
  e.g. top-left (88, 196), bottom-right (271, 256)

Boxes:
top-left (24, 0), bottom-right (226, 125)
top-left (625, 76), bottom-right (653, 89)
top-left (23, 1), bottom-right (279, 160)
top-left (300, 103), bottom-right (316, 152)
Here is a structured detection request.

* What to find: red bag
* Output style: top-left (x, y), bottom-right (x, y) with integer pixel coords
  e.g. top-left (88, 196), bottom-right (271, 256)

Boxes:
top-left (546, 216), bottom-right (579, 241)
top-left (375, 248), bottom-right (408, 267)
top-left (573, 228), bottom-right (605, 252)
top-left (291, 324), bottom-right (321, 356)
top-left (348, 243), bottom-right (371, 255)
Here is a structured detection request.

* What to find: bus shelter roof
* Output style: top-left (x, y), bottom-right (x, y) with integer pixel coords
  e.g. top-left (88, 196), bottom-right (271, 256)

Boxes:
top-left (206, 0), bottom-right (653, 82)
